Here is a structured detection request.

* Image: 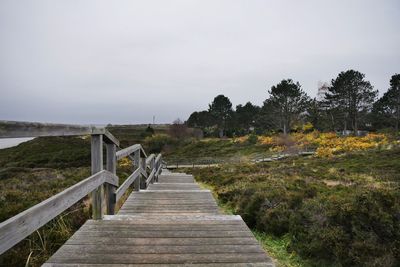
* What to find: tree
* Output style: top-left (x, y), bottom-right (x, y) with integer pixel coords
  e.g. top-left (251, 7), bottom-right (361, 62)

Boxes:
top-left (208, 95), bottom-right (233, 137)
top-left (263, 79), bottom-right (310, 135)
top-left (373, 74), bottom-right (400, 132)
top-left (235, 102), bottom-right (260, 133)
top-left (326, 70), bottom-right (377, 134)
top-left (186, 111), bottom-right (214, 128)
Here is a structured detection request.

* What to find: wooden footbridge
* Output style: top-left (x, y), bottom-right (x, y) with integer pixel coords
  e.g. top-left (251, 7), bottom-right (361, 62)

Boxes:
top-left (0, 121), bottom-right (274, 266)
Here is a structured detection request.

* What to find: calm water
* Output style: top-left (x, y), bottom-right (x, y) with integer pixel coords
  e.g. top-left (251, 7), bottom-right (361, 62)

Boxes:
top-left (0, 138), bottom-right (34, 149)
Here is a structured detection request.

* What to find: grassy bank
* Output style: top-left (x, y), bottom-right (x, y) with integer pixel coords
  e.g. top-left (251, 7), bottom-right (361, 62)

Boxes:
top-left (183, 148), bottom-right (400, 267)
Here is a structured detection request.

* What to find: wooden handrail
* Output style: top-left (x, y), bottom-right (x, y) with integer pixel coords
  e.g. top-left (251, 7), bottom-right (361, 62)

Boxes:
top-left (115, 167), bottom-right (141, 201)
top-left (116, 144), bottom-right (147, 160)
top-left (0, 120), bottom-right (163, 255)
top-left (0, 120), bottom-right (119, 146)
top-left (0, 170), bottom-right (118, 255)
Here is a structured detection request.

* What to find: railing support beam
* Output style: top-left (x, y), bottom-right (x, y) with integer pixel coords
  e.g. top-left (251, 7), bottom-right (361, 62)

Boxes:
top-left (91, 134), bottom-right (104, 220)
top-left (140, 156), bottom-right (147, 189)
top-left (105, 143), bottom-right (117, 215)
top-left (133, 151), bottom-right (141, 191)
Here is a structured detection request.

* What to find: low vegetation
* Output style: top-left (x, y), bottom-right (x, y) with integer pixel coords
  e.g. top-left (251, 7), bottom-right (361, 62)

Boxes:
top-left (183, 148), bottom-right (400, 266)
top-left (162, 131), bottom-right (397, 164)
top-left (1, 125), bottom-right (399, 266)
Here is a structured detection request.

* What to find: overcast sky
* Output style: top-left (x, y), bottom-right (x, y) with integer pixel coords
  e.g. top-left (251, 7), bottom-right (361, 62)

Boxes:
top-left (0, 0), bottom-right (399, 124)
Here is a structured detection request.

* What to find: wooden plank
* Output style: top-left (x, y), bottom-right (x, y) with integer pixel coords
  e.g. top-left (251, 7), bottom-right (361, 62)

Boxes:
top-left (47, 252), bottom-right (269, 264)
top-left (71, 230), bottom-right (253, 238)
top-left (44, 263), bottom-right (273, 267)
top-left (80, 226), bottom-right (244, 232)
top-left (49, 244), bottom-right (265, 254)
top-left (0, 170), bottom-right (117, 255)
top-left (155, 154), bottom-right (162, 164)
top-left (66, 236), bottom-right (258, 246)
top-left (145, 169), bottom-right (156, 187)
top-left (140, 157), bottom-right (147, 189)
top-left (115, 168), bottom-right (141, 201)
top-left (91, 135), bottom-right (104, 220)
top-left (133, 151), bottom-right (140, 191)
top-left (116, 144), bottom-right (141, 160)
top-left (0, 120), bottom-right (101, 138)
top-left (146, 154), bottom-right (155, 166)
top-left (43, 171), bottom-right (273, 266)
top-left (106, 143), bottom-right (117, 215)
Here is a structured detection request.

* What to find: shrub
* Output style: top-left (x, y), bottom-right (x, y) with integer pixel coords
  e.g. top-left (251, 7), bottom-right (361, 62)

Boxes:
top-left (247, 134), bottom-right (258, 144)
top-left (144, 134), bottom-right (175, 153)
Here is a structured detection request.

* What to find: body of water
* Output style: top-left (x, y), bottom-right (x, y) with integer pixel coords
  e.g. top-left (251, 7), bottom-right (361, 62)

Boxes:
top-left (0, 138), bottom-right (34, 149)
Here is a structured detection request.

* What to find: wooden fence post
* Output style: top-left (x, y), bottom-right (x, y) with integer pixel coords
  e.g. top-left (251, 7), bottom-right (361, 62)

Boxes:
top-left (150, 158), bottom-right (155, 184)
top-left (91, 134), bottom-right (103, 220)
top-left (105, 143), bottom-right (116, 215)
top-left (140, 155), bottom-right (147, 189)
top-left (133, 150), bottom-right (140, 191)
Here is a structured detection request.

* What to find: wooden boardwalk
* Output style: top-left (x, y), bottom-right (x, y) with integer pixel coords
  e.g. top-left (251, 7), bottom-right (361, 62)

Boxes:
top-left (44, 171), bottom-right (274, 266)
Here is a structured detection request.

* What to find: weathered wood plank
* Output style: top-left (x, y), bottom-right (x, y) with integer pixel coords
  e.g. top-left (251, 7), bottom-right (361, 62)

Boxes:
top-left (0, 170), bottom-right (117, 255)
top-left (146, 154), bottom-right (155, 166)
top-left (133, 151), bottom-right (141, 191)
top-left (43, 170), bottom-right (273, 266)
top-left (50, 244), bottom-right (265, 254)
top-left (0, 120), bottom-right (120, 146)
top-left (105, 143), bottom-right (117, 215)
top-left (47, 252), bottom-right (270, 264)
top-left (116, 144), bottom-right (141, 160)
top-left (91, 135), bottom-right (104, 220)
top-left (115, 168), bottom-right (141, 201)
top-left (71, 230), bottom-right (254, 238)
top-left (145, 169), bottom-right (156, 186)
top-left (44, 263), bottom-right (273, 267)
top-left (66, 236), bottom-right (258, 246)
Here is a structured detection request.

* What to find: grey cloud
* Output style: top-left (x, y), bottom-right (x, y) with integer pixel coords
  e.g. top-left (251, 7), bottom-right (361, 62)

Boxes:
top-left (0, 0), bottom-right (399, 124)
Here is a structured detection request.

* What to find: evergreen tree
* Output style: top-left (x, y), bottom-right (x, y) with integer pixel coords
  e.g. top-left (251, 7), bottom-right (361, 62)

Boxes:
top-left (236, 102), bottom-right (260, 133)
top-left (326, 70), bottom-right (377, 134)
top-left (208, 95), bottom-right (233, 137)
top-left (373, 74), bottom-right (400, 132)
top-left (263, 79), bottom-right (310, 135)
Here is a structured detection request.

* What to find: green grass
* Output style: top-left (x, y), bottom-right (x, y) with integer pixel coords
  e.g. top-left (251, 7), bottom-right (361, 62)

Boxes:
top-left (253, 231), bottom-right (312, 267)
top-left (163, 138), bottom-right (276, 164)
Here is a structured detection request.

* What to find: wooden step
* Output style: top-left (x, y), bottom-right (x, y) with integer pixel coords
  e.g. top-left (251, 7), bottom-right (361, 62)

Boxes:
top-left (43, 172), bottom-right (275, 266)
top-left (45, 215), bottom-right (273, 266)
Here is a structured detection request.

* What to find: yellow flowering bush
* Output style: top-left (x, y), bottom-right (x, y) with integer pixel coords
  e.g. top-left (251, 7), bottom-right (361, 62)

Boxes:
top-left (118, 157), bottom-right (131, 168)
top-left (315, 133), bottom-right (388, 157)
top-left (230, 131), bottom-right (391, 157)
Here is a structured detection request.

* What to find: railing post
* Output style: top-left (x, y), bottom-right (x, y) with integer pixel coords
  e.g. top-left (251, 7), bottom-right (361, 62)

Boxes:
top-left (150, 157), bottom-right (155, 184)
top-left (91, 134), bottom-right (104, 220)
top-left (105, 143), bottom-right (116, 215)
top-left (140, 154), bottom-right (147, 189)
top-left (133, 150), bottom-right (140, 191)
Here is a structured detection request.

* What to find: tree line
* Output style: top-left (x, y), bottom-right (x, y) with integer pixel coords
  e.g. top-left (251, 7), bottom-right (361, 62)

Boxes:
top-left (186, 70), bottom-right (400, 136)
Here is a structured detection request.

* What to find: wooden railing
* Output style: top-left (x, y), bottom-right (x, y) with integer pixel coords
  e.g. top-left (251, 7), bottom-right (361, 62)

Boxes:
top-left (0, 120), bottom-right (163, 255)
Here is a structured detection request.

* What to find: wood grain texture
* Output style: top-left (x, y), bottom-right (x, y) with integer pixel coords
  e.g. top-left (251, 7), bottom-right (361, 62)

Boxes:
top-left (0, 120), bottom-right (119, 146)
top-left (115, 168), bottom-right (140, 201)
top-left (44, 172), bottom-right (274, 266)
top-left (0, 170), bottom-right (117, 255)
top-left (91, 135), bottom-right (104, 220)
